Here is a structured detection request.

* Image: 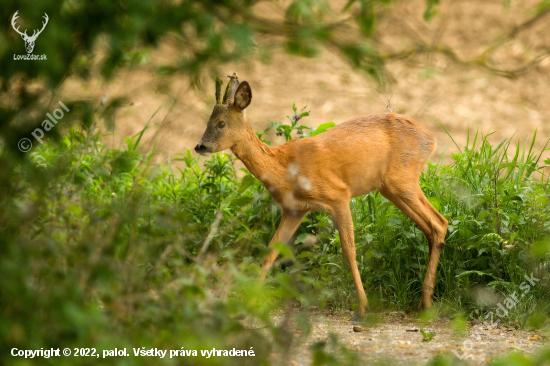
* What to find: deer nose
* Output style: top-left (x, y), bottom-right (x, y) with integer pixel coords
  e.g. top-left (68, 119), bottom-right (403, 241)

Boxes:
top-left (194, 144), bottom-right (207, 153)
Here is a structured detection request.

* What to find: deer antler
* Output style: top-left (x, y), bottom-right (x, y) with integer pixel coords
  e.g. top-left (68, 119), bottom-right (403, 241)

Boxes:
top-left (11, 11), bottom-right (28, 37)
top-left (11, 11), bottom-right (49, 40)
top-left (30, 13), bottom-right (49, 40)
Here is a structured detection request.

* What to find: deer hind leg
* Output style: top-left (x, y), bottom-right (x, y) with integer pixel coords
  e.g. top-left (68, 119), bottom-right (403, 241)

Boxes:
top-left (257, 210), bottom-right (306, 283)
top-left (380, 184), bottom-right (448, 311)
top-left (331, 203), bottom-right (369, 317)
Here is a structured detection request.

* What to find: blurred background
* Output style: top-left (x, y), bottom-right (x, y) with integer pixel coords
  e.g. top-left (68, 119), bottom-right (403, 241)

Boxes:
top-left (3, 0), bottom-right (550, 161)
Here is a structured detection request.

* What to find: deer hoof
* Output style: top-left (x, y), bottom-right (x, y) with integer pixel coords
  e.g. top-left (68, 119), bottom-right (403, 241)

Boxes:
top-left (349, 303), bottom-right (370, 322)
top-left (417, 300), bottom-right (433, 312)
top-left (348, 313), bottom-right (366, 323)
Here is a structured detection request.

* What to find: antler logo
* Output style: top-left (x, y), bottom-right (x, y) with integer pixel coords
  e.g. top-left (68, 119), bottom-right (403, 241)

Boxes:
top-left (11, 11), bottom-right (49, 54)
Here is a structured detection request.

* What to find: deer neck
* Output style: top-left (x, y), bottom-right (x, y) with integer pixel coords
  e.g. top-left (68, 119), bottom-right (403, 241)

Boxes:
top-left (230, 123), bottom-right (285, 186)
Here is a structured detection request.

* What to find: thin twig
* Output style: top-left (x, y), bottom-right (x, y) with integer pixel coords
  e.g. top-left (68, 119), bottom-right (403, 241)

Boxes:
top-left (198, 210), bottom-right (223, 260)
top-left (374, 86), bottom-right (402, 113)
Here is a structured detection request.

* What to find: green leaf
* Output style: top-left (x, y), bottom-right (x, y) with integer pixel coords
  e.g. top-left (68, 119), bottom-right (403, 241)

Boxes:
top-left (265, 121), bottom-right (283, 131)
top-left (357, 0), bottom-right (375, 36)
top-left (273, 242), bottom-right (294, 259)
top-left (295, 233), bottom-right (310, 244)
top-left (420, 328), bottom-right (436, 342)
top-left (427, 197), bottom-right (440, 211)
top-left (473, 164), bottom-right (491, 170)
top-left (296, 251), bottom-right (312, 259)
top-left (456, 270), bottom-right (499, 280)
top-left (478, 210), bottom-right (491, 220)
top-left (423, 0), bottom-right (440, 21)
top-left (238, 174), bottom-right (257, 194)
top-left (311, 122), bottom-right (336, 136)
top-left (498, 162), bottom-right (517, 170)
top-left (231, 196), bottom-right (253, 207)
top-left (342, 0), bottom-right (355, 12)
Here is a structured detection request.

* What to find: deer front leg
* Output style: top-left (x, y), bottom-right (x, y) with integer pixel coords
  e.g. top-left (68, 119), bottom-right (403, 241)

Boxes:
top-left (257, 210), bottom-right (306, 283)
top-left (331, 204), bottom-right (369, 318)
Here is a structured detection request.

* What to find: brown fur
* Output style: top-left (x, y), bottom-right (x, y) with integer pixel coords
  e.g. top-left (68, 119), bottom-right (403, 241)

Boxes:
top-left (196, 81), bottom-right (448, 315)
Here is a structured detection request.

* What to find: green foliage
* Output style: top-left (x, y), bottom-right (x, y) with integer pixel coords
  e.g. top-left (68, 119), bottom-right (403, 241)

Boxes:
top-left (420, 328), bottom-right (436, 342)
top-left (423, 0), bottom-right (440, 21)
top-left (0, 114), bottom-right (350, 365)
top-left (258, 103), bottom-right (335, 145)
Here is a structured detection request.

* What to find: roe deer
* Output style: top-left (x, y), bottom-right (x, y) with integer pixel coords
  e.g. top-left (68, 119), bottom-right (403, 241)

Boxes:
top-left (195, 74), bottom-right (448, 316)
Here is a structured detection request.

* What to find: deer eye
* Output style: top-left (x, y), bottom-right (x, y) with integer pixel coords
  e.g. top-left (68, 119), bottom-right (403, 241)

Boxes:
top-left (217, 121), bottom-right (226, 129)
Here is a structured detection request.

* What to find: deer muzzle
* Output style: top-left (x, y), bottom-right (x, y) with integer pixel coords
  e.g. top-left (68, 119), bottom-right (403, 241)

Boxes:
top-left (194, 143), bottom-right (211, 156)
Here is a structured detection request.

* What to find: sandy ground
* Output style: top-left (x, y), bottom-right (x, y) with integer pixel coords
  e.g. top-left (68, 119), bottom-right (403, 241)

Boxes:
top-left (57, 0), bottom-right (550, 168)
top-left (266, 311), bottom-right (549, 366)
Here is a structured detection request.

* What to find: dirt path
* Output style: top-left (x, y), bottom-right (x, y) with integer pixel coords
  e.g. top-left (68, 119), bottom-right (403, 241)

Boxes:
top-left (268, 311), bottom-right (548, 365)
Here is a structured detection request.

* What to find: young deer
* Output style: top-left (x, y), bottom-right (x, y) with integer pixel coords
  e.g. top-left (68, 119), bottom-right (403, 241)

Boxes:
top-left (195, 74), bottom-right (448, 316)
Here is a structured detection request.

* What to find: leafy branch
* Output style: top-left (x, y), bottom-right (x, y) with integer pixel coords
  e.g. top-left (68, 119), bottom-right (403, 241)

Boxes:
top-left (257, 103), bottom-right (336, 145)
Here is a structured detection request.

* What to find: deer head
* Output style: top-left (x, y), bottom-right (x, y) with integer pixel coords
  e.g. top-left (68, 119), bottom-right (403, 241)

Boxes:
top-left (195, 73), bottom-right (252, 155)
top-left (12, 11), bottom-right (49, 54)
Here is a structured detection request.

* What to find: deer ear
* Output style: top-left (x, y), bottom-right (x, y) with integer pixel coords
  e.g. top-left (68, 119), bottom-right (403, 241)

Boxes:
top-left (233, 81), bottom-right (251, 111)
